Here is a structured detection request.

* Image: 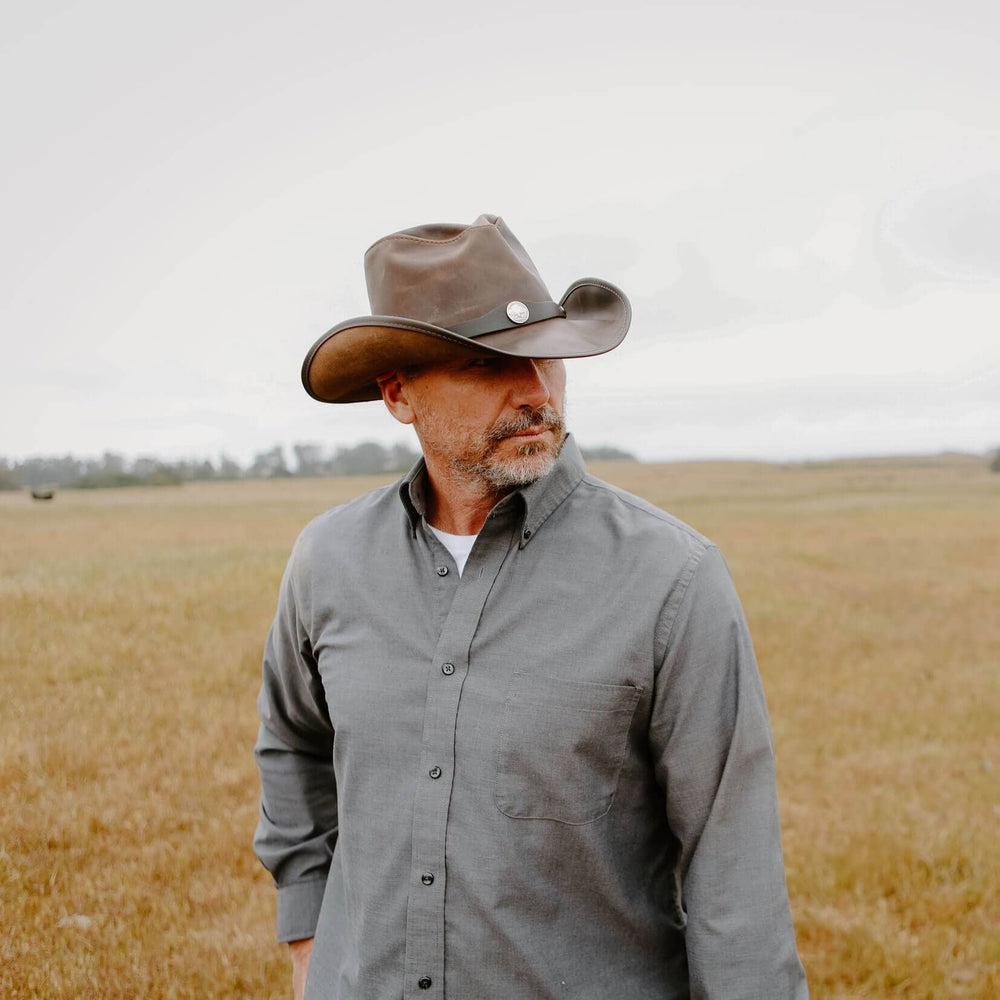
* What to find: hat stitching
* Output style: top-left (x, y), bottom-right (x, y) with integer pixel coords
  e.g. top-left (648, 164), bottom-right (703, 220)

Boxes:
top-left (561, 277), bottom-right (630, 315)
top-left (364, 222), bottom-right (495, 255)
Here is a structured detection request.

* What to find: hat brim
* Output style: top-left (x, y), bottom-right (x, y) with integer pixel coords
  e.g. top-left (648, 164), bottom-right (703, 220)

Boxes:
top-left (301, 277), bottom-right (631, 404)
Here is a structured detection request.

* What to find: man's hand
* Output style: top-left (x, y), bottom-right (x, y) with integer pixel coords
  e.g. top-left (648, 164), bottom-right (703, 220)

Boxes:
top-left (288, 937), bottom-right (314, 1000)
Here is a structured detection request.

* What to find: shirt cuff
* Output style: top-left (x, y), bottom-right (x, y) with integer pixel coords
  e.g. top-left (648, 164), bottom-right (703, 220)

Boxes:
top-left (276, 877), bottom-right (329, 943)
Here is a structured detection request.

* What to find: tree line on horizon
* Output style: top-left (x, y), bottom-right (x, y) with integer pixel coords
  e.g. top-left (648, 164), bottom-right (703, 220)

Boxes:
top-left (0, 441), bottom-right (638, 491)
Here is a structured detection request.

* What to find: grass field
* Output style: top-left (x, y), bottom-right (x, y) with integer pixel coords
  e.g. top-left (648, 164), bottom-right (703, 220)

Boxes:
top-left (1, 454), bottom-right (997, 999)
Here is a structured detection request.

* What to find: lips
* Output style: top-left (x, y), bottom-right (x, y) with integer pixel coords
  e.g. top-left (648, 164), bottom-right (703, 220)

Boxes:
top-left (509, 426), bottom-right (548, 438)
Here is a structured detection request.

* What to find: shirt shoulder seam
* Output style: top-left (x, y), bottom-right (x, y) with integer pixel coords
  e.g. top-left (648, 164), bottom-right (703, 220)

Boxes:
top-left (311, 481), bottom-right (396, 524)
top-left (577, 475), bottom-right (713, 547)
top-left (655, 543), bottom-right (721, 670)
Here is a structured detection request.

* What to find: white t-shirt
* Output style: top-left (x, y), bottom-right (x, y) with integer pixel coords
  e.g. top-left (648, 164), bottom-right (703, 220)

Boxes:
top-left (426, 523), bottom-right (479, 576)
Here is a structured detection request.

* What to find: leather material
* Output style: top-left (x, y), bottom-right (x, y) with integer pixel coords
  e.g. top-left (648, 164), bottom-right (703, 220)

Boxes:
top-left (301, 213), bottom-right (631, 404)
top-left (447, 299), bottom-right (566, 339)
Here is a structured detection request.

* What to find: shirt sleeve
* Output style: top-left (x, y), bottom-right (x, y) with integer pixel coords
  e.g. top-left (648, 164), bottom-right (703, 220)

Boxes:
top-left (252, 531), bottom-right (339, 944)
top-left (648, 544), bottom-right (809, 999)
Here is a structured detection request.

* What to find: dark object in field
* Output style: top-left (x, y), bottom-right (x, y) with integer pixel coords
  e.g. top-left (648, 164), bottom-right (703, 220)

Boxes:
top-left (30, 487), bottom-right (55, 501)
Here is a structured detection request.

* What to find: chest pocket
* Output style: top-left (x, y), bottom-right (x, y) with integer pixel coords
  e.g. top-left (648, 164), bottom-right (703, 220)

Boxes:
top-left (493, 667), bottom-right (642, 825)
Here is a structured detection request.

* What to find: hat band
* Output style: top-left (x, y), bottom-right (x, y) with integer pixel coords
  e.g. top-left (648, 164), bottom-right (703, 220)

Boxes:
top-left (446, 299), bottom-right (566, 339)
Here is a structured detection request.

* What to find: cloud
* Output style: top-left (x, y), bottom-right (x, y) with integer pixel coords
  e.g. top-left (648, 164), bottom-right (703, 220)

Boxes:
top-left (616, 113), bottom-right (1000, 345)
top-left (632, 241), bottom-right (760, 339)
top-left (878, 169), bottom-right (1000, 281)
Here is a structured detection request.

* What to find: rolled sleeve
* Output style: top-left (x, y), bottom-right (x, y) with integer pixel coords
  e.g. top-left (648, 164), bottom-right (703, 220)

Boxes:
top-left (649, 544), bottom-right (808, 999)
top-left (252, 532), bottom-right (338, 943)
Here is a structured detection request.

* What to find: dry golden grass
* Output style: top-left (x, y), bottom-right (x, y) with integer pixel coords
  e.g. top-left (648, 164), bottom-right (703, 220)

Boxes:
top-left (1, 455), bottom-right (997, 999)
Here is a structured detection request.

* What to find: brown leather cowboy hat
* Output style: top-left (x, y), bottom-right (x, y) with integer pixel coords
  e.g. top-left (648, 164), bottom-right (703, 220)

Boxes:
top-left (301, 213), bottom-right (632, 403)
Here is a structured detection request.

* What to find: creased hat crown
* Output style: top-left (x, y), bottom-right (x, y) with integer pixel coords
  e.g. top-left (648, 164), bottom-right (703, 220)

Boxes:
top-left (300, 211), bottom-right (631, 404)
top-left (363, 213), bottom-right (552, 328)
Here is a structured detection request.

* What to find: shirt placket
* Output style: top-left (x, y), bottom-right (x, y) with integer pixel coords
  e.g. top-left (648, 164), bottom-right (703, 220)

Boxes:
top-left (403, 510), bottom-right (519, 999)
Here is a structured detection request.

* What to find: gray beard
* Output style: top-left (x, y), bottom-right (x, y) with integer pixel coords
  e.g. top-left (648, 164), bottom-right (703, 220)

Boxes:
top-left (450, 432), bottom-right (565, 489)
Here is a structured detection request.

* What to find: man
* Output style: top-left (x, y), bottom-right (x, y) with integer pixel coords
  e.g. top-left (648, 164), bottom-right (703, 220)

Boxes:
top-left (253, 213), bottom-right (809, 1000)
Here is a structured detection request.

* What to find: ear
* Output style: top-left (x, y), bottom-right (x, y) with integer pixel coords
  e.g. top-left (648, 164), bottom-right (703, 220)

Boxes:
top-left (375, 370), bottom-right (416, 426)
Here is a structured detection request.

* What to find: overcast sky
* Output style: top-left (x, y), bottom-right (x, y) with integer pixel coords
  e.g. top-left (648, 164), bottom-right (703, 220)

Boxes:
top-left (2, 0), bottom-right (999, 464)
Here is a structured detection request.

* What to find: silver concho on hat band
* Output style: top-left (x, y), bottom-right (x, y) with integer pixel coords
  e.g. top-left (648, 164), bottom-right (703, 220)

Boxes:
top-left (506, 300), bottom-right (530, 324)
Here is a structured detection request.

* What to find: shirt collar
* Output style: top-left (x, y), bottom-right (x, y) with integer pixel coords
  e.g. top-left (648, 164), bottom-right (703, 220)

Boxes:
top-left (398, 431), bottom-right (587, 548)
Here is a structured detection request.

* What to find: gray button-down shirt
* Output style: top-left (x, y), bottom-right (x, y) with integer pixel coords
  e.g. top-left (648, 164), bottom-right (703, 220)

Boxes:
top-left (252, 432), bottom-right (809, 1000)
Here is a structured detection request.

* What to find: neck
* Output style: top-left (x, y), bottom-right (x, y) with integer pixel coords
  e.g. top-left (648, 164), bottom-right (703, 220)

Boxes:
top-left (421, 455), bottom-right (513, 535)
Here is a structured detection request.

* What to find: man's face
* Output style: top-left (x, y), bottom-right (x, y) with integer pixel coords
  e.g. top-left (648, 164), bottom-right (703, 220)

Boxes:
top-left (390, 354), bottom-right (568, 490)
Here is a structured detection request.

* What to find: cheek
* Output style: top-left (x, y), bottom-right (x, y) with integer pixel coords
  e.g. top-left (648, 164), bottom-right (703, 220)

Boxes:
top-left (424, 409), bottom-right (466, 442)
top-left (416, 396), bottom-right (489, 445)
top-left (548, 372), bottom-right (567, 409)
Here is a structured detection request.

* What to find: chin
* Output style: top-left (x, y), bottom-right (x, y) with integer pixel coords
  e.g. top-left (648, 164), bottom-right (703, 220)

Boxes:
top-left (483, 447), bottom-right (557, 488)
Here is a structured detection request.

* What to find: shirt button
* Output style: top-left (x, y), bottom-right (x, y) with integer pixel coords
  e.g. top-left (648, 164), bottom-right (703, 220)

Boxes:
top-left (421, 872), bottom-right (434, 885)
top-left (436, 565), bottom-right (449, 576)
top-left (522, 527), bottom-right (532, 538)
top-left (418, 977), bottom-right (432, 989)
top-left (441, 662), bottom-right (455, 675)
top-left (429, 766), bottom-right (442, 779)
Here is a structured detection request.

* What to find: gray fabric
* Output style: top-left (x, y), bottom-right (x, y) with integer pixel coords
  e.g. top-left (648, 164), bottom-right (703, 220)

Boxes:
top-left (252, 432), bottom-right (809, 1000)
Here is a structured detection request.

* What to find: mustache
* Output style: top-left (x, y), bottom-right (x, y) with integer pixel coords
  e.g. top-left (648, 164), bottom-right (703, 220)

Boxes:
top-left (486, 406), bottom-right (564, 443)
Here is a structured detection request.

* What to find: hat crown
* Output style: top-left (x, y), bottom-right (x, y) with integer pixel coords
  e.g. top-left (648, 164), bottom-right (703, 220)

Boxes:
top-left (363, 214), bottom-right (553, 328)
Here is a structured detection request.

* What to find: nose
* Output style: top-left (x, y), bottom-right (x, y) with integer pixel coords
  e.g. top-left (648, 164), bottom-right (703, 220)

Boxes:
top-left (508, 358), bottom-right (551, 410)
